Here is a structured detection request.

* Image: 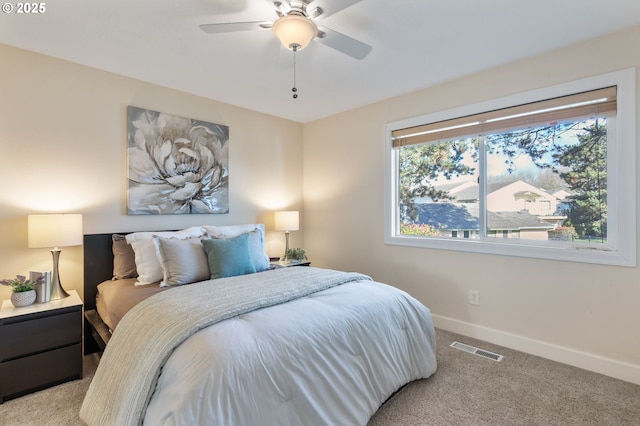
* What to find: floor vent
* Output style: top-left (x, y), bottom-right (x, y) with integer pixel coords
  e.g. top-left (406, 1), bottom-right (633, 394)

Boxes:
top-left (450, 341), bottom-right (504, 362)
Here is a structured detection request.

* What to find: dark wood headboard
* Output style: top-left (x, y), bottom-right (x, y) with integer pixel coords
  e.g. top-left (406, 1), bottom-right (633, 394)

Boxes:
top-left (83, 232), bottom-right (132, 354)
top-left (83, 233), bottom-right (125, 312)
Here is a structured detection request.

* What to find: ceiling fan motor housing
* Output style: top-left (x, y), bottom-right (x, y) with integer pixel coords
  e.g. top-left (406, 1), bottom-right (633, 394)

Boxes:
top-left (272, 14), bottom-right (318, 51)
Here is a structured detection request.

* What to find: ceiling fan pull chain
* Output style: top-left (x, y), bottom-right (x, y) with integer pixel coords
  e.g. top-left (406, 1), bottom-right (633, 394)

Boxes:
top-left (292, 43), bottom-right (299, 99)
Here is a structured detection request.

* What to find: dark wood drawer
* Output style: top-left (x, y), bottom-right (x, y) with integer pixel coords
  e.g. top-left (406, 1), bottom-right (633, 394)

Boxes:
top-left (0, 308), bottom-right (81, 361)
top-left (0, 343), bottom-right (82, 402)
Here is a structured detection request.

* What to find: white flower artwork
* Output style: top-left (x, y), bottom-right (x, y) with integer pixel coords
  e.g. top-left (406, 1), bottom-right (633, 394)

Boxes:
top-left (127, 106), bottom-right (229, 214)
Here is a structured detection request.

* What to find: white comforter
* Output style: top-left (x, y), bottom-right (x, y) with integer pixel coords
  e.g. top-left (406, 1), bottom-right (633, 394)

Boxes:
top-left (81, 267), bottom-right (437, 426)
top-left (144, 279), bottom-right (437, 425)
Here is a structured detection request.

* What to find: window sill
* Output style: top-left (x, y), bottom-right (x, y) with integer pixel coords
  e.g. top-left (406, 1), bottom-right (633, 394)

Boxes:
top-left (384, 234), bottom-right (636, 267)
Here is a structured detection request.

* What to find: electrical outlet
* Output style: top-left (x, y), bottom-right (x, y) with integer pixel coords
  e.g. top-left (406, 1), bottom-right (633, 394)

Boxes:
top-left (469, 290), bottom-right (480, 305)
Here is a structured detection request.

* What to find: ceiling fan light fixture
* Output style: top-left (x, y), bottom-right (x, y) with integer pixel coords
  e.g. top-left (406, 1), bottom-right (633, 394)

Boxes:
top-left (272, 14), bottom-right (317, 51)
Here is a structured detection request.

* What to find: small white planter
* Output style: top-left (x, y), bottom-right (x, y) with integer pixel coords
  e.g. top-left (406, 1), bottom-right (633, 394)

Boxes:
top-left (11, 290), bottom-right (36, 307)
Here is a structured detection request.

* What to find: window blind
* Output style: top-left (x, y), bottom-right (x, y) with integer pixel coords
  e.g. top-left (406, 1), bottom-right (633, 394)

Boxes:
top-left (392, 86), bottom-right (616, 148)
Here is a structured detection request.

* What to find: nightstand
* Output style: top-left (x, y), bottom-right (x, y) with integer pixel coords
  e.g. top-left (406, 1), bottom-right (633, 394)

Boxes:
top-left (0, 290), bottom-right (83, 403)
top-left (270, 260), bottom-right (311, 268)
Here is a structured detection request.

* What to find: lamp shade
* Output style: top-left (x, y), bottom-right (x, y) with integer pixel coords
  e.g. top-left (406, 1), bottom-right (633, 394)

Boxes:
top-left (275, 211), bottom-right (300, 232)
top-left (272, 15), bottom-right (317, 51)
top-left (28, 214), bottom-right (83, 249)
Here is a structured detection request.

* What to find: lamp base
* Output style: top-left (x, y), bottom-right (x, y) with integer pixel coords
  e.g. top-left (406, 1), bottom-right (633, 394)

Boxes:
top-left (50, 249), bottom-right (70, 300)
top-left (282, 231), bottom-right (291, 260)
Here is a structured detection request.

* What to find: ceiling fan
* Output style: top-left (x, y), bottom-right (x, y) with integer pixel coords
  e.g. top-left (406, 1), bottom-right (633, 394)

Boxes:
top-left (199, 0), bottom-right (372, 60)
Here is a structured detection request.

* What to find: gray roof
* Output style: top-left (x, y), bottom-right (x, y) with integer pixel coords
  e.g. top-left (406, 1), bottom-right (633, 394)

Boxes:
top-left (452, 185), bottom-right (479, 202)
top-left (488, 210), bottom-right (555, 230)
top-left (416, 203), bottom-right (554, 231)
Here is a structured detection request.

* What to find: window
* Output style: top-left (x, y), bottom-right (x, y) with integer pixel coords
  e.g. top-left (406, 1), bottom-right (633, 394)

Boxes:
top-left (385, 69), bottom-right (636, 266)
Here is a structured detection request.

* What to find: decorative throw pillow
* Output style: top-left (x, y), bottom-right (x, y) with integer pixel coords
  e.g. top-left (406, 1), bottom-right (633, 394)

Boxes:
top-left (245, 229), bottom-right (271, 272)
top-left (153, 237), bottom-right (210, 286)
top-left (112, 234), bottom-right (137, 280)
top-left (203, 224), bottom-right (270, 272)
top-left (201, 233), bottom-right (257, 280)
top-left (126, 226), bottom-right (206, 285)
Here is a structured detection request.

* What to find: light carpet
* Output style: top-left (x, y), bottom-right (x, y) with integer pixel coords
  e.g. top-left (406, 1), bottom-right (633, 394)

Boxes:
top-left (1, 329), bottom-right (638, 425)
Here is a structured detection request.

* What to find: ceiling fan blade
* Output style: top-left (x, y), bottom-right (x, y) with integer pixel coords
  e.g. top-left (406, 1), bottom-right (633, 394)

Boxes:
top-left (199, 21), bottom-right (272, 34)
top-left (313, 0), bottom-right (362, 19)
top-left (316, 27), bottom-right (372, 60)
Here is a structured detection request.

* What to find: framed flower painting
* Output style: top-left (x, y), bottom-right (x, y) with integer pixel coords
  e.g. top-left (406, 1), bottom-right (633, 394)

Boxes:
top-left (127, 106), bottom-right (229, 214)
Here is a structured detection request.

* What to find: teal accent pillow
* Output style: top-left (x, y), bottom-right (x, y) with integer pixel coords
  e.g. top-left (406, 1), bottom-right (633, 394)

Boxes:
top-left (201, 233), bottom-right (257, 279)
top-left (246, 229), bottom-right (270, 272)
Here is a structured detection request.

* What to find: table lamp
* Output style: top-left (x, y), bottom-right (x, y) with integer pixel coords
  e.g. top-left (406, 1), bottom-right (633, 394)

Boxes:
top-left (28, 214), bottom-right (83, 300)
top-left (274, 211), bottom-right (299, 258)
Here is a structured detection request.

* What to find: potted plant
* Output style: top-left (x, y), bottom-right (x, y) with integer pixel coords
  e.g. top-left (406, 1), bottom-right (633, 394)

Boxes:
top-left (283, 248), bottom-right (307, 262)
top-left (1, 275), bottom-right (42, 307)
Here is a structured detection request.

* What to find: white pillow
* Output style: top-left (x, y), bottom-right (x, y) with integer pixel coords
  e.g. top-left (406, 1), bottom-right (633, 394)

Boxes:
top-left (203, 224), bottom-right (264, 239)
top-left (126, 227), bottom-right (205, 285)
top-left (203, 224), bottom-right (270, 272)
top-left (153, 237), bottom-right (210, 286)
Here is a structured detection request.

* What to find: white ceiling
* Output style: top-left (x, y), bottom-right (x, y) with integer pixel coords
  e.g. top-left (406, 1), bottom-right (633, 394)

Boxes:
top-left (1, 0), bottom-right (638, 123)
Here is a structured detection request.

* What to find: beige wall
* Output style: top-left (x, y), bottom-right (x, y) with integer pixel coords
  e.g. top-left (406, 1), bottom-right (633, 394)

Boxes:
top-left (303, 26), bottom-right (640, 383)
top-left (0, 43), bottom-right (304, 302)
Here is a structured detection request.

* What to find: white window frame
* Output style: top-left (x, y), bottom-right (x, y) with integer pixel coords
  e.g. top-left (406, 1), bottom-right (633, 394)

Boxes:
top-left (384, 68), bottom-right (636, 267)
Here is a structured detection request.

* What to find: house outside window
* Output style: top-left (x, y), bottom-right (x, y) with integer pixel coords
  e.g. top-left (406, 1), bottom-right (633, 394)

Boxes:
top-left (384, 69), bottom-right (636, 266)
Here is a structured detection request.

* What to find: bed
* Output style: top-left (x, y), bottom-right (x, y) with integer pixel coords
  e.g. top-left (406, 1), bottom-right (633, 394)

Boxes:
top-left (80, 225), bottom-right (437, 426)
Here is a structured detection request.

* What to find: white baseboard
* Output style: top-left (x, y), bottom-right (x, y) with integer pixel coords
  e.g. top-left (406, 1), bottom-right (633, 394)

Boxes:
top-left (432, 314), bottom-right (640, 386)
